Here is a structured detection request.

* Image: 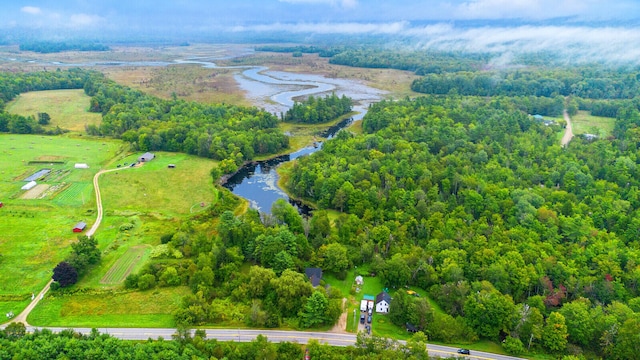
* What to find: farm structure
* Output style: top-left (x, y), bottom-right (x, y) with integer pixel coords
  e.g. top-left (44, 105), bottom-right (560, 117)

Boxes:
top-left (138, 152), bottom-right (155, 162)
top-left (24, 169), bottom-right (51, 182)
top-left (73, 221), bottom-right (87, 233)
top-left (21, 181), bottom-right (37, 190)
top-left (0, 201), bottom-right (3, 208)
top-left (74, 163), bottom-right (89, 169)
top-left (305, 267), bottom-right (323, 287)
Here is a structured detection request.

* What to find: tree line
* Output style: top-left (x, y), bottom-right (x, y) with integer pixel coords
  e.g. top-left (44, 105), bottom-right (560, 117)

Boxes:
top-left (411, 69), bottom-right (640, 100)
top-left (0, 324), bottom-right (432, 360)
top-left (83, 74), bottom-right (289, 168)
top-left (19, 41), bottom-right (110, 53)
top-left (283, 93), bottom-right (352, 124)
top-left (0, 68), bottom-right (96, 135)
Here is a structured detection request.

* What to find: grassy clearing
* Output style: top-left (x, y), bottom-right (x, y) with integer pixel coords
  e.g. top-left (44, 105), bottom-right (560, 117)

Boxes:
top-left (6, 89), bottom-right (102, 132)
top-left (27, 286), bottom-right (190, 327)
top-left (104, 64), bottom-right (252, 106)
top-left (0, 135), bottom-right (123, 315)
top-left (100, 246), bottom-right (149, 284)
top-left (571, 110), bottom-right (615, 137)
top-left (99, 152), bottom-right (218, 216)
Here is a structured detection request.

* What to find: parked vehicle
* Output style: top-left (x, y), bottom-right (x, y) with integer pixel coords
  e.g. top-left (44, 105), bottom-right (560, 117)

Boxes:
top-left (367, 315), bottom-right (372, 324)
top-left (360, 314), bottom-right (365, 324)
top-left (457, 349), bottom-right (470, 355)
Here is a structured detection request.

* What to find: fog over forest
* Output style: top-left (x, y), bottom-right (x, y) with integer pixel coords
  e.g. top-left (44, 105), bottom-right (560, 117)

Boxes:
top-left (2, 0), bottom-right (640, 64)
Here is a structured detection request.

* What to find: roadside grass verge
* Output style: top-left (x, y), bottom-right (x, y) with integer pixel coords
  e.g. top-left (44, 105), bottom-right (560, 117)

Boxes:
top-left (0, 298), bottom-right (31, 325)
top-left (27, 286), bottom-right (190, 327)
top-left (6, 89), bottom-right (101, 132)
top-left (571, 110), bottom-right (615, 137)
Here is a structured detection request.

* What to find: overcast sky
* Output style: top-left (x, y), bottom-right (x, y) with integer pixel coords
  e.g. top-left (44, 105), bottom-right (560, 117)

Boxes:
top-left (4, 1), bottom-right (640, 63)
top-left (3, 0), bottom-right (639, 33)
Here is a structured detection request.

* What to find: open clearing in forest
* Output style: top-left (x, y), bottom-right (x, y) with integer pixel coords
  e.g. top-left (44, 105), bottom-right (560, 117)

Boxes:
top-left (571, 110), bottom-right (615, 137)
top-left (6, 89), bottom-right (101, 132)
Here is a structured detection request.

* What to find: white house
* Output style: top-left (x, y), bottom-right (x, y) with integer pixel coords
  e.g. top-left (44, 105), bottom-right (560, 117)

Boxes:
top-left (375, 291), bottom-right (391, 314)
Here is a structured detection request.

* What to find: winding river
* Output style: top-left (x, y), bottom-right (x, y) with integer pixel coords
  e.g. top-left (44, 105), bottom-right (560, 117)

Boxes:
top-left (3, 48), bottom-right (385, 214)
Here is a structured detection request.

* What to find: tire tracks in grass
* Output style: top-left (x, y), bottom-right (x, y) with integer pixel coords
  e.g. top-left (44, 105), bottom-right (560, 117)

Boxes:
top-left (12, 166), bottom-right (133, 325)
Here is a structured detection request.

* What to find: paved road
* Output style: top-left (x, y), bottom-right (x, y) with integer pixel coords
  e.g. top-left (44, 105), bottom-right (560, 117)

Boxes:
top-left (11, 167), bottom-right (129, 326)
top-left (20, 326), bottom-right (524, 360)
top-left (561, 109), bottom-right (574, 147)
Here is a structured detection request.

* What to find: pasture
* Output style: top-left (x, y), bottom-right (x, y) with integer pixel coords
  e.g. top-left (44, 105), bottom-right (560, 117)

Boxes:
top-left (571, 110), bottom-right (615, 137)
top-left (99, 152), bottom-right (218, 216)
top-left (100, 246), bottom-right (149, 285)
top-left (5, 89), bottom-right (102, 132)
top-left (0, 134), bottom-right (123, 319)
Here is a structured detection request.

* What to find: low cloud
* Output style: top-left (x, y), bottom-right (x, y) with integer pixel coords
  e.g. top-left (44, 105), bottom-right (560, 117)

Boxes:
top-left (21, 6), bottom-right (42, 15)
top-left (406, 24), bottom-right (640, 63)
top-left (233, 21), bottom-right (407, 34)
top-left (279, 0), bottom-right (358, 9)
top-left (69, 13), bottom-right (104, 27)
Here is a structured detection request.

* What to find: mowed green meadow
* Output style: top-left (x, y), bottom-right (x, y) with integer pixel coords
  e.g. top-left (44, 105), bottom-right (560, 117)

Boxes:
top-left (571, 110), bottom-right (615, 137)
top-left (5, 89), bottom-right (102, 132)
top-left (0, 134), bottom-right (123, 319)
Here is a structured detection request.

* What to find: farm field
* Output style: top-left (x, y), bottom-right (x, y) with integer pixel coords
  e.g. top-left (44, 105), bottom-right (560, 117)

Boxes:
top-left (99, 151), bottom-right (219, 216)
top-left (571, 110), bottom-right (615, 137)
top-left (0, 134), bottom-right (124, 320)
top-left (5, 89), bottom-right (102, 132)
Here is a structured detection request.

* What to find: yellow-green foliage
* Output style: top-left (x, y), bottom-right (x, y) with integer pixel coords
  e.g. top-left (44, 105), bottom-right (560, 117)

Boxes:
top-left (6, 89), bottom-right (102, 132)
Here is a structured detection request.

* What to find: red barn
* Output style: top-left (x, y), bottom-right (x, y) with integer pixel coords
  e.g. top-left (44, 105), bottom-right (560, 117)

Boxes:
top-left (0, 201), bottom-right (4, 208)
top-left (73, 221), bottom-right (87, 233)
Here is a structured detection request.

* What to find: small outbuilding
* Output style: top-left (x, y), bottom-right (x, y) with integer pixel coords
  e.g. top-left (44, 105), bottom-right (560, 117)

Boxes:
top-left (406, 323), bottom-right (418, 333)
top-left (21, 181), bottom-right (37, 191)
top-left (74, 163), bottom-right (89, 169)
top-left (168, 164), bottom-right (176, 168)
top-left (375, 291), bottom-right (391, 313)
top-left (138, 152), bottom-right (155, 162)
top-left (355, 275), bottom-right (364, 285)
top-left (305, 267), bottom-right (323, 287)
top-left (0, 201), bottom-right (4, 208)
top-left (73, 221), bottom-right (87, 233)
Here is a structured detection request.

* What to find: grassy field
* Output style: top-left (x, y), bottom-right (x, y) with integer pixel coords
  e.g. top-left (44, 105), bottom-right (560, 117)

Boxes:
top-left (27, 286), bottom-right (190, 327)
top-left (571, 110), bottom-right (615, 137)
top-left (104, 64), bottom-right (252, 106)
top-left (5, 89), bottom-right (102, 132)
top-left (99, 152), bottom-right (218, 216)
top-left (0, 134), bottom-right (124, 319)
top-left (100, 246), bottom-right (150, 284)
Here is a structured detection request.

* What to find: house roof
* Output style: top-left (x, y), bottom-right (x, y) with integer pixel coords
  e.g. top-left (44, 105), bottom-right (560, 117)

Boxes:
top-left (139, 152), bottom-right (155, 160)
top-left (376, 291), bottom-right (391, 304)
top-left (305, 267), bottom-right (323, 287)
top-left (74, 221), bottom-right (87, 229)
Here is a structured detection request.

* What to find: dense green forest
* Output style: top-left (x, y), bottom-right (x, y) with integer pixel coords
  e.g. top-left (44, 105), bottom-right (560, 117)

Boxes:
top-left (283, 95), bottom-right (640, 358)
top-left (19, 41), bottom-right (110, 53)
top-left (84, 75), bottom-right (289, 166)
top-left (0, 324), bottom-right (432, 360)
top-left (283, 93), bottom-right (352, 124)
